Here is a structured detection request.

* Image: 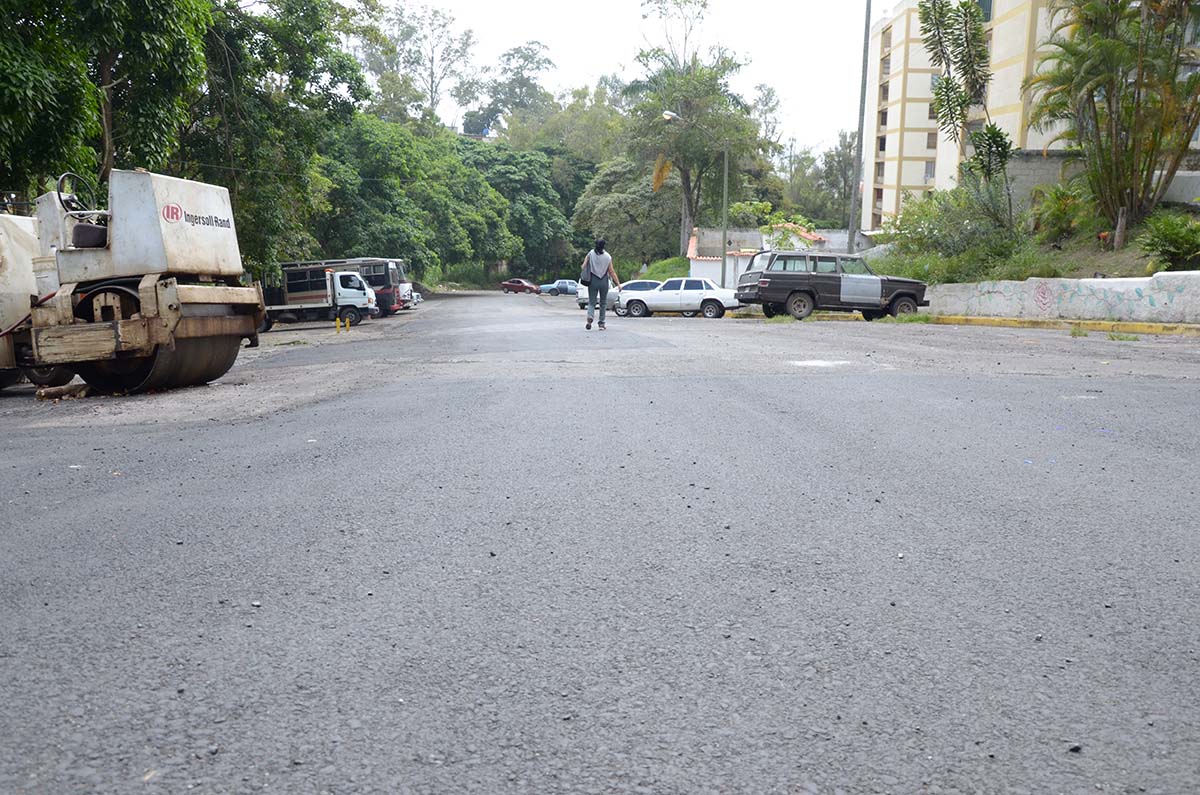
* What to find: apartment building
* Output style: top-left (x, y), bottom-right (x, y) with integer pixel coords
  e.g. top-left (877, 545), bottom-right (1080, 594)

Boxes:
top-left (862, 0), bottom-right (1060, 231)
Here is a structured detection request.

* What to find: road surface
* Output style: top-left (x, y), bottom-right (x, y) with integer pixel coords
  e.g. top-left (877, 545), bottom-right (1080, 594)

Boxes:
top-left (2, 293), bottom-right (1199, 793)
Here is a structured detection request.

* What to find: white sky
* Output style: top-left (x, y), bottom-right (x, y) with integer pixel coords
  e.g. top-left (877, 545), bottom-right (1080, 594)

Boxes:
top-left (428, 0), bottom-right (892, 154)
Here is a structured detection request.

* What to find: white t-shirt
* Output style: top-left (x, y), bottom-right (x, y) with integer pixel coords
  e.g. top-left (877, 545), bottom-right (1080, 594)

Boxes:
top-left (585, 250), bottom-right (612, 279)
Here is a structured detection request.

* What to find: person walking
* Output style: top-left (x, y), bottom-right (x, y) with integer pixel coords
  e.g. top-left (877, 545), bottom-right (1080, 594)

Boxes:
top-left (581, 239), bottom-right (621, 331)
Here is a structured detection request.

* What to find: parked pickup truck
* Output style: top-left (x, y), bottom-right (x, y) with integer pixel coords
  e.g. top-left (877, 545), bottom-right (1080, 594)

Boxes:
top-left (735, 250), bottom-right (928, 320)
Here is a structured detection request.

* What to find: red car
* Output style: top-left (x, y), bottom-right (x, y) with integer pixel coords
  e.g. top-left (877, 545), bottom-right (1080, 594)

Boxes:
top-left (500, 278), bottom-right (539, 294)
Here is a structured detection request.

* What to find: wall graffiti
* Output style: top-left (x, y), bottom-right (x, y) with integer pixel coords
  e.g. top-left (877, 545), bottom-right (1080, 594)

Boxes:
top-left (928, 271), bottom-right (1200, 324)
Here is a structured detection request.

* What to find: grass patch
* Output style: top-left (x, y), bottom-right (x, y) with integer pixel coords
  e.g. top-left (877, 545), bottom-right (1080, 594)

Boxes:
top-left (877, 313), bottom-right (932, 324)
top-left (1070, 326), bottom-right (1089, 337)
top-left (640, 256), bottom-right (690, 281)
top-left (869, 230), bottom-right (1153, 286)
top-left (1107, 332), bottom-right (1140, 341)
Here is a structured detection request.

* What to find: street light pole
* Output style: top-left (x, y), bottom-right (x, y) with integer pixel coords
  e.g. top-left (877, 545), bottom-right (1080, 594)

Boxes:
top-left (721, 141), bottom-right (729, 288)
top-left (848, 0), bottom-right (872, 254)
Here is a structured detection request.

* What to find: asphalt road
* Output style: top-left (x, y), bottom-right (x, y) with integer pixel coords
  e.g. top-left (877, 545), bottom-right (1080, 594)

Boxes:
top-left (2, 293), bottom-right (1199, 793)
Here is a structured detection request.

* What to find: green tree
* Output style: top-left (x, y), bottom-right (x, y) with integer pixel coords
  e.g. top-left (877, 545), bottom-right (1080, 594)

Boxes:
top-left (463, 41), bottom-right (555, 135)
top-left (459, 141), bottom-right (572, 276)
top-left (1026, 0), bottom-right (1200, 228)
top-left (919, 0), bottom-right (1016, 225)
top-left (1, 0), bottom-right (209, 187)
top-left (174, 0), bottom-right (370, 278)
top-left (818, 131), bottom-right (859, 227)
top-left (0, 0), bottom-right (97, 191)
top-left (572, 158), bottom-right (680, 264)
top-left (625, 0), bottom-right (758, 254)
top-left (317, 115), bottom-right (519, 277)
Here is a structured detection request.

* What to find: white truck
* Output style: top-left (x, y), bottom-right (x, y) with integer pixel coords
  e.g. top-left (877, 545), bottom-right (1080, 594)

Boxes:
top-left (260, 264), bottom-right (377, 330)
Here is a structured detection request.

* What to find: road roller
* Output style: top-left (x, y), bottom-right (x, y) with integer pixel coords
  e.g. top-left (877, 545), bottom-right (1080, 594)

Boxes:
top-left (0, 169), bottom-right (264, 394)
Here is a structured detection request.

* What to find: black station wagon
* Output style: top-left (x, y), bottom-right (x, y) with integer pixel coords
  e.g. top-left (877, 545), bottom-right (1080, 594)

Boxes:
top-left (735, 250), bottom-right (928, 321)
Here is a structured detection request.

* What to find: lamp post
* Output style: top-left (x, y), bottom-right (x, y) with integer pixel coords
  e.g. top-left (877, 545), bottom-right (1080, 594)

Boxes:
top-left (663, 110), bottom-right (731, 288)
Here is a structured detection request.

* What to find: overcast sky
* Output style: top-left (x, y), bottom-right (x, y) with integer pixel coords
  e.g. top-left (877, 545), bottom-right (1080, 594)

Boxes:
top-left (428, 0), bottom-right (890, 154)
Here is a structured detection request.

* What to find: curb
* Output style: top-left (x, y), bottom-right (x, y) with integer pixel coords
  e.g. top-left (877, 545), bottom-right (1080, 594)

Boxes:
top-left (925, 315), bottom-right (1200, 337)
top-left (730, 309), bottom-right (1200, 336)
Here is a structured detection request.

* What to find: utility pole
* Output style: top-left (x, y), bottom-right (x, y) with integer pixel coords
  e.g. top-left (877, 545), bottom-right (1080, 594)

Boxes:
top-left (848, 0), bottom-right (872, 254)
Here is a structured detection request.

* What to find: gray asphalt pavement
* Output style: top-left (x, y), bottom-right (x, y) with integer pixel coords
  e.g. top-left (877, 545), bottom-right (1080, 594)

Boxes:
top-left (2, 292), bottom-right (1199, 793)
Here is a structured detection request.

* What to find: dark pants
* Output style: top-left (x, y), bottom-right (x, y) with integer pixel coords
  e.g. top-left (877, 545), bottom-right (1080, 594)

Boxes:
top-left (586, 278), bottom-right (608, 323)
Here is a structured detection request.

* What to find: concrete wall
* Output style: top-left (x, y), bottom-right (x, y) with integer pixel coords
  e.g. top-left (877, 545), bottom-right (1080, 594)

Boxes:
top-left (1163, 172), bottom-right (1200, 205)
top-left (927, 271), bottom-right (1200, 323)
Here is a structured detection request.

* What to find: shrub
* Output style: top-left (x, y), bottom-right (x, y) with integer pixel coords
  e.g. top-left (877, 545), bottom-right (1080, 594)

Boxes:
top-left (443, 262), bottom-right (490, 287)
top-left (1032, 181), bottom-right (1103, 244)
top-left (883, 180), bottom-right (1022, 261)
top-left (1138, 211), bottom-right (1200, 271)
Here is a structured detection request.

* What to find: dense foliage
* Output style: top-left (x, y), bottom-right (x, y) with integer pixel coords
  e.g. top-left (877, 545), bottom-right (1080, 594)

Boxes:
top-left (3, 0), bottom-right (805, 284)
top-left (1026, 0), bottom-right (1200, 226)
top-left (1139, 210), bottom-right (1200, 271)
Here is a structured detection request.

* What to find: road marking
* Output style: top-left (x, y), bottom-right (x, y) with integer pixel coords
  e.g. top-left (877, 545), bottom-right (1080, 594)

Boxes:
top-left (790, 360), bottom-right (853, 368)
top-left (1058, 395), bottom-right (1098, 400)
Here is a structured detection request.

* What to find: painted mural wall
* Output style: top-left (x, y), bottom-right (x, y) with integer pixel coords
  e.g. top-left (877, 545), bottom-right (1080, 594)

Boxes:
top-left (926, 271), bottom-right (1200, 323)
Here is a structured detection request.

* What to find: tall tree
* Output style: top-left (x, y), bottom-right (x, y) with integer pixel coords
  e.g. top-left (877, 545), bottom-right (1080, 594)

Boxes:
top-left (1026, 0), bottom-right (1200, 226)
top-left (626, 0), bottom-right (757, 254)
top-left (459, 141), bottom-right (572, 276)
top-left (919, 0), bottom-right (1016, 227)
top-left (819, 131), bottom-right (859, 227)
top-left (463, 41), bottom-right (555, 135)
top-left (175, 0), bottom-right (371, 277)
top-left (572, 157), bottom-right (680, 264)
top-left (409, 5), bottom-right (477, 118)
top-left (1, 0), bottom-right (209, 187)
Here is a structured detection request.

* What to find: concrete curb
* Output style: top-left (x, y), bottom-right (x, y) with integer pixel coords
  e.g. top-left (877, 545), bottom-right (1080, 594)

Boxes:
top-left (925, 315), bottom-right (1200, 337)
top-left (729, 308), bottom-right (1200, 336)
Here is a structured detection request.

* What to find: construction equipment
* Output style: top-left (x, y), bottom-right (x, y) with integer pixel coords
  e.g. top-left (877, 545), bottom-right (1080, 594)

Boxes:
top-left (0, 169), bottom-right (264, 394)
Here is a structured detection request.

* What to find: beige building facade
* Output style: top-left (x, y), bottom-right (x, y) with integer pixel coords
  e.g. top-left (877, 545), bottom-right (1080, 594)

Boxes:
top-left (862, 0), bottom-right (1062, 231)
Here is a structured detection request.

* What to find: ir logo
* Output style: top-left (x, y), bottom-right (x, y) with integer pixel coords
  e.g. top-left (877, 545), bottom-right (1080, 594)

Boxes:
top-left (162, 203), bottom-right (183, 223)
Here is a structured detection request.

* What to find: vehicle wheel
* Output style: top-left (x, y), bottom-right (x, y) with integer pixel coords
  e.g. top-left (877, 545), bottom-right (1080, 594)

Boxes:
top-left (627, 300), bottom-right (649, 318)
top-left (701, 300), bottom-right (725, 319)
top-left (503, 287), bottom-right (510, 293)
top-left (339, 306), bottom-right (362, 326)
top-left (786, 292), bottom-right (815, 320)
top-left (613, 304), bottom-right (628, 317)
top-left (762, 302), bottom-right (777, 318)
top-left (0, 370), bottom-right (22, 391)
top-left (890, 297), bottom-right (918, 317)
top-left (22, 365), bottom-right (74, 388)
top-left (549, 288), bottom-right (560, 296)
top-left (681, 310), bottom-right (697, 318)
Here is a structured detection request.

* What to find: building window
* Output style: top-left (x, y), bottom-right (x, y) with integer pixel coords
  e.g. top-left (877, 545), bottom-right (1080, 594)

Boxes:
top-left (977, 0), bottom-right (992, 21)
top-left (880, 56), bottom-right (892, 77)
top-left (879, 109), bottom-right (888, 129)
top-left (927, 131), bottom-right (939, 149)
top-left (924, 160), bottom-right (937, 183)
top-left (928, 102), bottom-right (938, 120)
top-left (878, 135), bottom-right (887, 153)
top-left (872, 213), bottom-right (883, 229)
top-left (881, 26), bottom-right (892, 51)
top-left (880, 82), bottom-right (890, 104)
top-left (873, 188), bottom-right (884, 210)
top-left (875, 161), bottom-right (885, 181)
